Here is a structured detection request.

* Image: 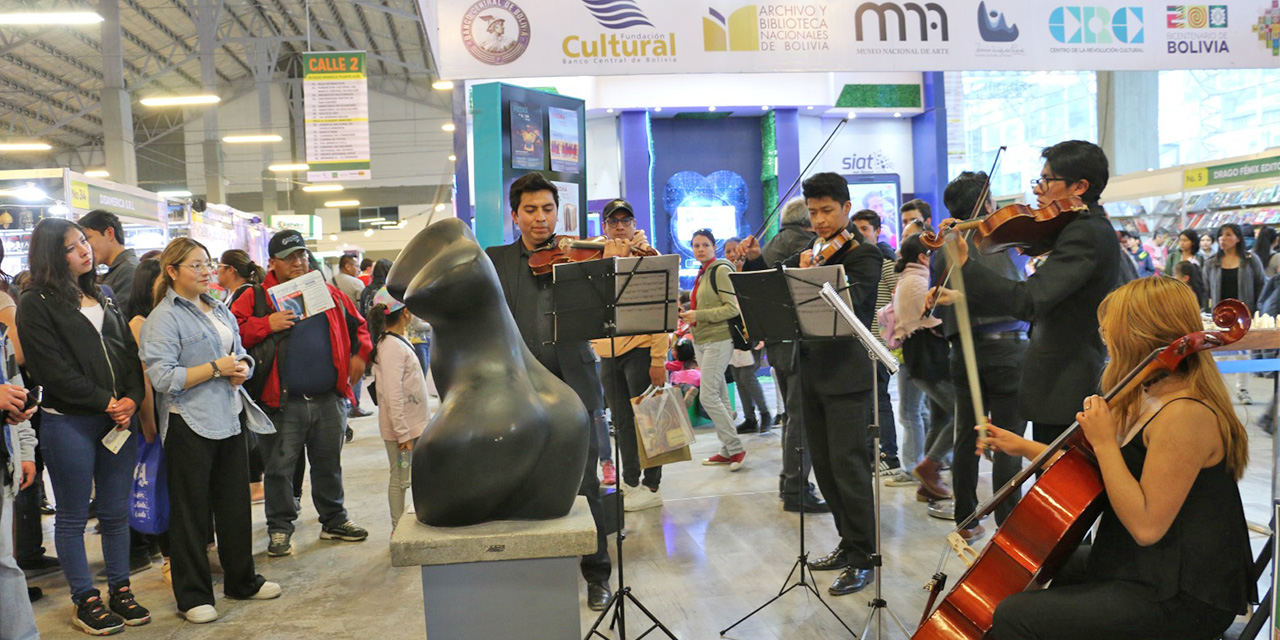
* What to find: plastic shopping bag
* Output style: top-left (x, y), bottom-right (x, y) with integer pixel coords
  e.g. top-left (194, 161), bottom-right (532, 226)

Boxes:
top-left (632, 384), bottom-right (696, 468)
top-left (129, 438), bottom-right (170, 535)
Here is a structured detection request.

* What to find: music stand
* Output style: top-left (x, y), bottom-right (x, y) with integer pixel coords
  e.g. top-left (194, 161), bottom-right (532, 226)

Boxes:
top-left (550, 254), bottom-right (680, 640)
top-left (818, 282), bottom-right (909, 640)
top-left (718, 265), bottom-right (858, 638)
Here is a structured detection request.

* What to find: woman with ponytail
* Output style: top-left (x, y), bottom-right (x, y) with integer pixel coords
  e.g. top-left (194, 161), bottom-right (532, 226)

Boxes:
top-left (367, 288), bottom-right (429, 531)
top-left (217, 250), bottom-right (265, 306)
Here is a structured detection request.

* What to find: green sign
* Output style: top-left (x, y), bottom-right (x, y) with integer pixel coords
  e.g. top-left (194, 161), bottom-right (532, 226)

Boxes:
top-left (1184, 155), bottom-right (1280, 188)
top-left (71, 181), bottom-right (161, 223)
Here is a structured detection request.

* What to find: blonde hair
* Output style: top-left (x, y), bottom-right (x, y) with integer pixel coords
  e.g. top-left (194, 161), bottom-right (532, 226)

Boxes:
top-left (1097, 276), bottom-right (1248, 479)
top-left (154, 236), bottom-right (211, 306)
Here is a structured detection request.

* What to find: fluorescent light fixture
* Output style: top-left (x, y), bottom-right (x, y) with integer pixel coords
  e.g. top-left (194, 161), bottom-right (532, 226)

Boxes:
top-left (83, 170), bottom-right (109, 178)
top-left (376, 220), bottom-right (399, 226)
top-left (435, 203), bottom-right (446, 212)
top-left (432, 80), bottom-right (454, 90)
top-left (441, 123), bottom-right (456, 132)
top-left (329, 234), bottom-right (338, 241)
top-left (357, 217), bottom-right (385, 223)
top-left (14, 185), bottom-right (46, 202)
top-left (222, 134), bottom-right (282, 143)
top-left (326, 200), bottom-right (360, 207)
top-left (268, 163), bottom-right (309, 172)
top-left (363, 228), bottom-right (374, 237)
top-left (0, 12), bottom-right (103, 25)
top-left (0, 143), bottom-right (52, 151)
top-left (157, 190), bottom-right (192, 198)
top-left (302, 184), bottom-right (343, 193)
top-left (447, 154), bottom-right (456, 162)
top-left (139, 95), bottom-right (220, 107)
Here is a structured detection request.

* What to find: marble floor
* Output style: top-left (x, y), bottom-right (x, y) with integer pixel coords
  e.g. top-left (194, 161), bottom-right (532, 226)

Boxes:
top-left (23, 374), bottom-right (1278, 639)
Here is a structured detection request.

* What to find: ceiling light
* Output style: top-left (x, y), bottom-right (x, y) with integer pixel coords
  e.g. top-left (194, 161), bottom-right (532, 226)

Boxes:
top-left (432, 80), bottom-right (454, 91)
top-left (157, 190), bottom-right (193, 198)
top-left (807, 106), bottom-right (814, 110)
top-left (893, 112), bottom-right (902, 118)
top-left (358, 217), bottom-right (385, 223)
top-left (0, 142), bottom-right (52, 151)
top-left (0, 12), bottom-right (103, 25)
top-left (302, 184), bottom-right (343, 193)
top-left (363, 228), bottom-right (374, 237)
top-left (606, 108), bottom-right (614, 114)
top-left (654, 107), bottom-right (662, 112)
top-left (435, 204), bottom-right (448, 212)
top-left (13, 185), bottom-right (46, 202)
top-left (441, 123), bottom-right (456, 132)
top-left (448, 154), bottom-right (456, 162)
top-left (761, 106), bottom-right (769, 110)
top-left (708, 106), bottom-right (716, 112)
top-left (139, 95), bottom-right (220, 107)
top-left (329, 234), bottom-right (338, 241)
top-left (222, 134), bottom-right (282, 143)
top-left (268, 163), bottom-right (309, 172)
top-left (326, 200), bottom-right (360, 207)
top-left (846, 113), bottom-right (857, 120)
top-left (84, 170), bottom-right (109, 178)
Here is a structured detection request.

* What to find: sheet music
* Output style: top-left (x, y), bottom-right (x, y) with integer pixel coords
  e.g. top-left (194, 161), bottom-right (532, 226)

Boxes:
top-left (783, 265), bottom-right (855, 338)
top-left (615, 254), bottom-right (679, 336)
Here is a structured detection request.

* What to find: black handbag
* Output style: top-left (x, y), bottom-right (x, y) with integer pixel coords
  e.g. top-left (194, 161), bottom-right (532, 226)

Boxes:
top-left (902, 328), bottom-right (950, 381)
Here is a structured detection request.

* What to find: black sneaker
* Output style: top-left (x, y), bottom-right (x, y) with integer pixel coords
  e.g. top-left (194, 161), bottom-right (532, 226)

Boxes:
top-left (73, 594), bottom-right (125, 636)
top-left (108, 586), bottom-right (150, 626)
top-left (267, 532), bottom-right (292, 557)
top-left (319, 520), bottom-right (369, 542)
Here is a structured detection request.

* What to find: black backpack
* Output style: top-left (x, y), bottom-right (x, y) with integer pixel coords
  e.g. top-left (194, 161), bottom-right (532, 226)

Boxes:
top-left (244, 285), bottom-right (289, 402)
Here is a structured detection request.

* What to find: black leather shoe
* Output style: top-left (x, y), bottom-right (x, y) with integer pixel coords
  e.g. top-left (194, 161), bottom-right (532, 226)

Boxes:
top-left (587, 582), bottom-right (612, 611)
top-left (807, 548), bottom-right (849, 571)
top-left (783, 494), bottom-right (830, 514)
top-left (735, 418), bottom-right (758, 434)
top-left (829, 567), bottom-right (873, 596)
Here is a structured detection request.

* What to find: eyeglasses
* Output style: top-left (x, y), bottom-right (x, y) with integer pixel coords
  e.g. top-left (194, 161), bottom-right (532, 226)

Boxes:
top-left (604, 217), bottom-right (635, 228)
top-left (280, 251), bottom-right (309, 264)
top-left (180, 262), bottom-right (218, 272)
top-left (1029, 177), bottom-right (1071, 189)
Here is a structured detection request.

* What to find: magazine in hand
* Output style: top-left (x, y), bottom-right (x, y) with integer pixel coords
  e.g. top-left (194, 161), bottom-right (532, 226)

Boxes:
top-left (267, 270), bottom-right (335, 320)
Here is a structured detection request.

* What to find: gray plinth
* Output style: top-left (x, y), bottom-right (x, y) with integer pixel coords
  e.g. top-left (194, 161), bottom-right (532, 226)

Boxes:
top-left (390, 496), bottom-right (597, 640)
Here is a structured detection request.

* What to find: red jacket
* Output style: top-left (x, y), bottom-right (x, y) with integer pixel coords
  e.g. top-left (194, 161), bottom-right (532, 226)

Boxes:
top-left (231, 270), bottom-right (373, 408)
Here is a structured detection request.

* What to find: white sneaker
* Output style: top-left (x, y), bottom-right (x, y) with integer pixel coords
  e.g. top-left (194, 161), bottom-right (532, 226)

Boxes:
top-left (884, 470), bottom-right (918, 487)
top-left (183, 605), bottom-right (218, 624)
top-left (623, 486), bottom-right (663, 512)
top-left (249, 581), bottom-right (282, 600)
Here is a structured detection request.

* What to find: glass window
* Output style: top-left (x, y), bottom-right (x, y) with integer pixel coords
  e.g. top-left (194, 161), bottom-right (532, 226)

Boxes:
top-left (1158, 70), bottom-right (1280, 168)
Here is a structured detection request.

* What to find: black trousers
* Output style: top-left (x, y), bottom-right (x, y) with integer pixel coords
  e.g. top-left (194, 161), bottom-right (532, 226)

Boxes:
top-left (950, 337), bottom-right (1027, 529)
top-left (873, 363), bottom-right (898, 460)
top-left (991, 549), bottom-right (1235, 640)
top-left (799, 375), bottom-right (874, 567)
top-left (768, 343), bottom-right (814, 500)
top-left (579, 408), bottom-right (612, 584)
top-left (165, 414), bottom-right (265, 611)
top-left (599, 348), bottom-right (661, 490)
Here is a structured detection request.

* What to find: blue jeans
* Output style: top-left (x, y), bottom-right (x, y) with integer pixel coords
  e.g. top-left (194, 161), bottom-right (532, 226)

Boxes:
top-left (40, 412), bottom-right (137, 601)
top-left (260, 394), bottom-right (349, 535)
top-left (897, 365), bottom-right (927, 467)
top-left (1, 489), bottom-right (39, 640)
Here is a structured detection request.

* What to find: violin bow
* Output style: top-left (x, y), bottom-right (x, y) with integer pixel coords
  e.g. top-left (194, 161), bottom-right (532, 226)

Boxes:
top-left (748, 117), bottom-right (849, 243)
top-left (921, 146), bottom-right (1006, 320)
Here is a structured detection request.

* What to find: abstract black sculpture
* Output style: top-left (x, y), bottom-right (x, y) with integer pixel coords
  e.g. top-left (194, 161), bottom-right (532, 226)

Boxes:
top-left (385, 218), bottom-right (589, 527)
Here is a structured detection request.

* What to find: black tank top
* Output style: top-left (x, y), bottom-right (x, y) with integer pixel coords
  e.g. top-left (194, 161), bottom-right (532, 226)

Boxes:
top-left (1085, 397), bottom-right (1254, 614)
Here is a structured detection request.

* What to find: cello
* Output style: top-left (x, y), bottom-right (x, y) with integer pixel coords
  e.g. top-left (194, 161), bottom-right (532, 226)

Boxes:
top-left (910, 297), bottom-right (1251, 640)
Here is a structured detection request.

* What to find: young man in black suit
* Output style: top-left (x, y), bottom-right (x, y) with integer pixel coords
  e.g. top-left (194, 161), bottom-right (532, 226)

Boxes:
top-left (484, 172), bottom-right (613, 611)
top-left (739, 172), bottom-right (884, 596)
top-left (940, 140), bottom-right (1123, 447)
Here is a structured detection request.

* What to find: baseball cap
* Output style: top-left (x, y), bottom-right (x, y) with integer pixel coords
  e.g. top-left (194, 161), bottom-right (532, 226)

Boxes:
top-left (269, 229), bottom-right (308, 259)
top-left (601, 199), bottom-right (635, 221)
top-left (371, 287), bottom-right (405, 314)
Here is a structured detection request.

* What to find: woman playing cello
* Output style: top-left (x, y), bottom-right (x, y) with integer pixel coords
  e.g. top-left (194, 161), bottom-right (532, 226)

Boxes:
top-left (982, 276), bottom-right (1253, 640)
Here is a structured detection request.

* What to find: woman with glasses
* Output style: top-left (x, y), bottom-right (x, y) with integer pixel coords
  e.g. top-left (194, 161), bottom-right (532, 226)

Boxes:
top-left (141, 237), bottom-right (280, 624)
top-left (16, 218), bottom-right (150, 634)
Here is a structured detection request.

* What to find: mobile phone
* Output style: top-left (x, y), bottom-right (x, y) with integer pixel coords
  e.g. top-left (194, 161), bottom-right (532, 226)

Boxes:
top-left (24, 385), bottom-right (41, 411)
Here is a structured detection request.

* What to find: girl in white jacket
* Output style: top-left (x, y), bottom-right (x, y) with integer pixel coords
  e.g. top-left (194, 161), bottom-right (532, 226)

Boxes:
top-left (368, 288), bottom-right (429, 531)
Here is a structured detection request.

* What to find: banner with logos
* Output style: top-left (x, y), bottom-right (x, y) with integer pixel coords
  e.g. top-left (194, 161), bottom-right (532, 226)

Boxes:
top-left (421, 0), bottom-right (1280, 79)
top-left (303, 51), bottom-right (372, 182)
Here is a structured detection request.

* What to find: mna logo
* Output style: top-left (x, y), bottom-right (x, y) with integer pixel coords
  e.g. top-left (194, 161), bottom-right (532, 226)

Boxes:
top-left (855, 3), bottom-right (949, 42)
top-left (977, 1), bottom-right (1018, 42)
top-left (1254, 1), bottom-right (1279, 56)
top-left (703, 6), bottom-right (759, 51)
top-left (1049, 6), bottom-right (1144, 44)
top-left (1167, 5), bottom-right (1227, 29)
top-left (583, 0), bottom-right (654, 29)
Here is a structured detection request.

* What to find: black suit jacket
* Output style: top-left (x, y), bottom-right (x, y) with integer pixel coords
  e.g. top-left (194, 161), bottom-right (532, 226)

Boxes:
top-left (961, 206), bottom-right (1122, 424)
top-left (745, 237), bottom-right (883, 395)
top-left (485, 239), bottom-right (603, 413)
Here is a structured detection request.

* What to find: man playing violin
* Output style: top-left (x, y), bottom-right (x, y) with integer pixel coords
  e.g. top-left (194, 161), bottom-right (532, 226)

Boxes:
top-left (483, 172), bottom-right (613, 611)
top-left (588, 199), bottom-right (670, 512)
top-left (932, 140), bottom-right (1124, 447)
top-left (739, 172), bottom-right (883, 596)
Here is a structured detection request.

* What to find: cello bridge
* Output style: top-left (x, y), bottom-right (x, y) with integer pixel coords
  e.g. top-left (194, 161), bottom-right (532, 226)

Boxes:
top-left (947, 532), bottom-right (979, 567)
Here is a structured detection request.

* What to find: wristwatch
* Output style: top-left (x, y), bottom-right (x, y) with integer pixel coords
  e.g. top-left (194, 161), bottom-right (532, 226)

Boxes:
top-left (210, 362), bottom-right (223, 379)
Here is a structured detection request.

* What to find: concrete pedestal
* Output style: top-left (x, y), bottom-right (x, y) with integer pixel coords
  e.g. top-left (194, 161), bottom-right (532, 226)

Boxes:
top-left (390, 496), bottom-right (597, 639)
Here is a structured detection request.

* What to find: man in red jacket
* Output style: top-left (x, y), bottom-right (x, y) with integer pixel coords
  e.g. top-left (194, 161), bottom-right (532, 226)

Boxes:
top-left (232, 230), bottom-right (373, 558)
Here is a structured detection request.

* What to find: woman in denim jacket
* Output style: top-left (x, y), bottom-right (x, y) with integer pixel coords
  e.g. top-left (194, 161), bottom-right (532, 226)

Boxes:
top-left (140, 238), bottom-right (279, 624)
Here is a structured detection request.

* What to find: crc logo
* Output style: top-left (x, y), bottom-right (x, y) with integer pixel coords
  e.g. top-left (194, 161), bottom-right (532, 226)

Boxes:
top-left (584, 0), bottom-right (654, 29)
top-left (1167, 5), bottom-right (1227, 29)
top-left (1049, 6), bottom-right (1144, 44)
top-left (855, 2), bottom-right (949, 42)
top-left (977, 1), bottom-right (1019, 42)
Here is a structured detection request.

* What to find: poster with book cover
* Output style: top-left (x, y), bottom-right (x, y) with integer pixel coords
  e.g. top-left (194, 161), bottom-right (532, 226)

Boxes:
top-left (551, 180), bottom-right (580, 235)
top-left (509, 102), bottom-right (544, 170)
top-left (548, 107), bottom-right (579, 173)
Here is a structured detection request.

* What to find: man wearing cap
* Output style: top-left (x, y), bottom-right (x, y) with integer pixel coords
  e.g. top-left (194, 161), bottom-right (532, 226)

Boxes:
top-left (231, 230), bottom-right (373, 558)
top-left (485, 172), bottom-right (613, 611)
top-left (589, 199), bottom-right (668, 513)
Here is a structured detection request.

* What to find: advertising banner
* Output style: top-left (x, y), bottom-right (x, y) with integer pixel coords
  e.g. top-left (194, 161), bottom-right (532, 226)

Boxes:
top-left (1183, 153), bottom-right (1280, 188)
top-left (422, 0), bottom-right (1280, 79)
top-left (70, 181), bottom-right (164, 224)
top-left (303, 51), bottom-right (372, 182)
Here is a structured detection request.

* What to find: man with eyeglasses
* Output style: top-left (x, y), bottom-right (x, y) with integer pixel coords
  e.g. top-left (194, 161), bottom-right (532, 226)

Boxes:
top-left (931, 140), bottom-right (1123, 451)
top-left (231, 229), bottom-right (373, 558)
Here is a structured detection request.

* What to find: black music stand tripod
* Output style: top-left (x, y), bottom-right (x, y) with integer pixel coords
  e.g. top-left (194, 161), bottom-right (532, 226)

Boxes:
top-left (550, 256), bottom-right (679, 640)
top-left (718, 266), bottom-right (856, 638)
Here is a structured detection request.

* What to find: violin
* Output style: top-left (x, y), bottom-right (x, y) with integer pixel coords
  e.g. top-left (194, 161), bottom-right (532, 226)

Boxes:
top-left (921, 197), bottom-right (1089, 257)
top-left (527, 234), bottom-right (658, 276)
top-left (911, 298), bottom-right (1250, 640)
top-left (811, 229), bottom-right (855, 267)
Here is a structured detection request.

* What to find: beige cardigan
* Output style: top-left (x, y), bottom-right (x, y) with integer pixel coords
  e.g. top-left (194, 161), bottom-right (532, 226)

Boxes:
top-left (690, 259), bottom-right (740, 345)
